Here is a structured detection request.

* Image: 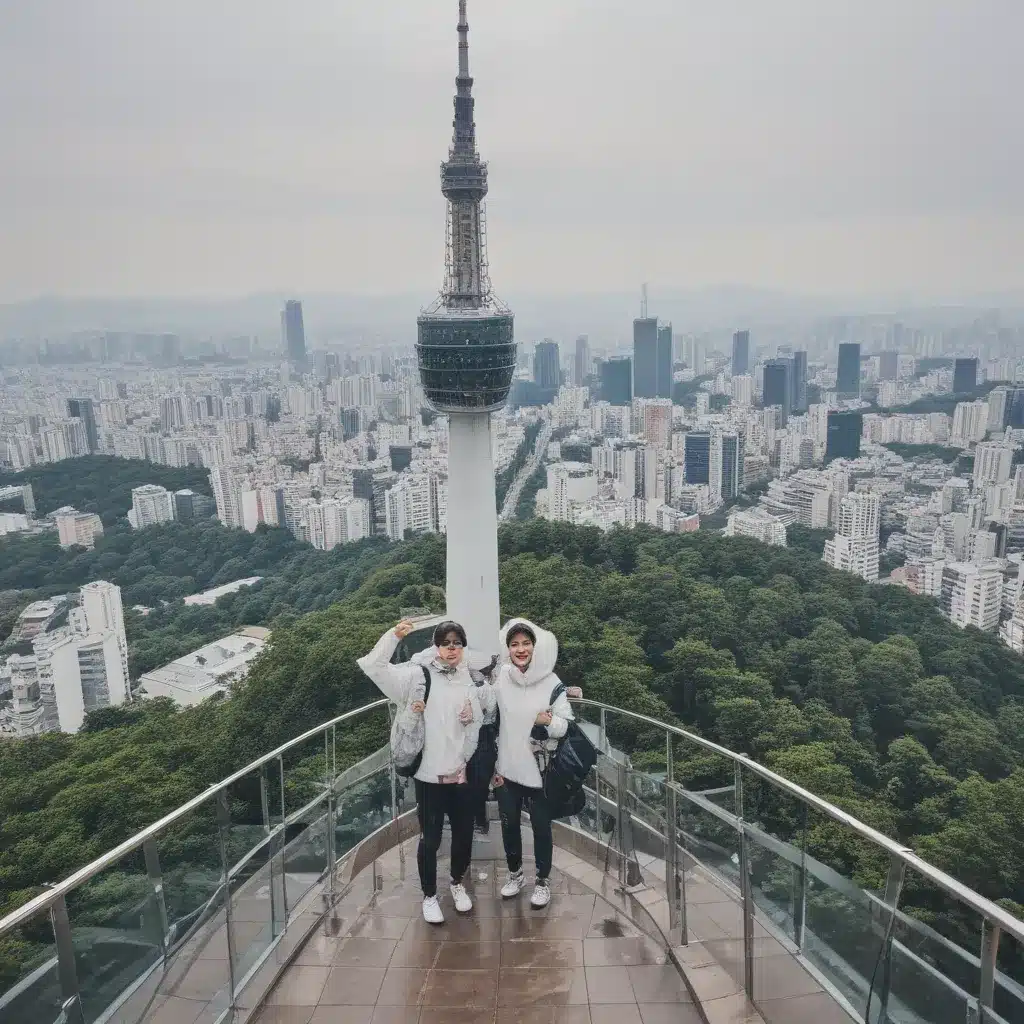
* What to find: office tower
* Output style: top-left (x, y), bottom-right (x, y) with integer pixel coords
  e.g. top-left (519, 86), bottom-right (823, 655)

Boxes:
top-left (128, 484), bottom-right (176, 529)
top-left (1008, 388), bottom-right (1024, 428)
top-left (66, 398), bottom-right (99, 453)
top-left (791, 351), bottom-right (808, 413)
top-left (762, 360), bottom-right (792, 422)
top-left (941, 562), bottom-right (1002, 631)
top-left (633, 316), bottom-right (659, 399)
top-left (533, 340), bottom-right (561, 390)
top-left (825, 411), bottom-right (862, 462)
top-left (953, 357), bottom-right (978, 395)
top-left (600, 358), bottom-right (632, 405)
top-left (823, 492), bottom-right (880, 582)
top-left (732, 331), bottom-right (750, 377)
top-left (173, 489), bottom-right (214, 521)
top-left (390, 445), bottom-right (414, 473)
top-left (836, 343), bottom-right (861, 399)
top-left (415, 1), bottom-right (515, 657)
top-left (574, 335), bottom-right (591, 386)
top-left (879, 350), bottom-right (899, 381)
top-left (719, 432), bottom-right (743, 502)
top-left (656, 324), bottom-right (673, 399)
top-left (282, 299), bottom-right (307, 369)
top-left (684, 432), bottom-right (711, 484)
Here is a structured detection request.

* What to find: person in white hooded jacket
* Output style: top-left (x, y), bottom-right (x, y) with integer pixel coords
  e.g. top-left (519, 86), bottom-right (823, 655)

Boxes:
top-left (491, 617), bottom-right (576, 909)
top-left (357, 619), bottom-right (485, 925)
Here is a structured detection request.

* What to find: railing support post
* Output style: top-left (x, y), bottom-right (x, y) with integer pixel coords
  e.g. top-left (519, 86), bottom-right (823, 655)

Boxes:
top-left (215, 790), bottom-right (238, 1007)
top-left (278, 754), bottom-right (289, 924)
top-left (794, 804), bottom-right (807, 952)
top-left (665, 731), bottom-right (687, 944)
top-left (51, 894), bottom-right (83, 1024)
top-left (735, 762), bottom-right (754, 1000)
top-left (979, 919), bottom-right (1001, 1024)
top-left (597, 707), bottom-right (607, 837)
top-left (324, 726), bottom-right (337, 911)
top-left (615, 759), bottom-right (628, 887)
top-left (260, 763), bottom-right (279, 938)
top-left (875, 854), bottom-right (906, 1024)
top-left (142, 837), bottom-right (169, 963)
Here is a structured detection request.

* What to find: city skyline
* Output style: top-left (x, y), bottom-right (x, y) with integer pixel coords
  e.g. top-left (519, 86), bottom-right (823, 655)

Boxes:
top-left (2, 1), bottom-right (1022, 301)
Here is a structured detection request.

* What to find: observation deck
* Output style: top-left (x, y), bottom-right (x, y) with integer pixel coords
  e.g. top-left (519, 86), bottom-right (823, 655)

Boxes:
top-left (2, 698), bottom-right (1022, 1024)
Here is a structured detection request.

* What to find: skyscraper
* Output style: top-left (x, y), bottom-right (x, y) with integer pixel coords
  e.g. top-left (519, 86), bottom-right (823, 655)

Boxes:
top-left (732, 331), bottom-right (750, 377)
top-left (836, 343), bottom-right (861, 399)
top-left (574, 335), bottom-right (591, 387)
top-left (762, 360), bottom-right (792, 422)
top-left (953, 357), bottom-right (978, 394)
top-left (684, 432), bottom-right (711, 484)
top-left (633, 317), bottom-right (659, 399)
top-left (823, 493), bottom-right (880, 582)
top-left (879, 350), bottom-right (899, 381)
top-left (282, 299), bottom-right (307, 369)
top-left (415, 0), bottom-right (515, 659)
top-left (791, 351), bottom-right (808, 413)
top-left (825, 411), bottom-right (862, 462)
top-left (600, 358), bottom-right (632, 405)
top-left (657, 324), bottom-right (673, 399)
top-left (533, 340), bottom-right (561, 391)
top-left (67, 399), bottom-right (98, 453)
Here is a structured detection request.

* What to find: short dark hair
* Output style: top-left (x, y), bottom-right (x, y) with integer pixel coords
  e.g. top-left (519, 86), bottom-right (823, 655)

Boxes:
top-left (506, 624), bottom-right (536, 646)
top-left (433, 620), bottom-right (468, 648)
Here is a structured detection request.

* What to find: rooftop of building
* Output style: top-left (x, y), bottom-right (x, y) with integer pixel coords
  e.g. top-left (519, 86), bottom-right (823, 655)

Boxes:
top-left (182, 577), bottom-right (263, 606)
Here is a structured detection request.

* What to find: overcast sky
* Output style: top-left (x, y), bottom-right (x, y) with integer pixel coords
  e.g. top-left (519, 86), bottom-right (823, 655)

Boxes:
top-left (1, 0), bottom-right (1021, 302)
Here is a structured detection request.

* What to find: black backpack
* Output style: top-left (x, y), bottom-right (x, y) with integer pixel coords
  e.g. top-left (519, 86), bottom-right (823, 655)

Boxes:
top-left (542, 682), bottom-right (598, 819)
top-left (394, 666), bottom-right (432, 779)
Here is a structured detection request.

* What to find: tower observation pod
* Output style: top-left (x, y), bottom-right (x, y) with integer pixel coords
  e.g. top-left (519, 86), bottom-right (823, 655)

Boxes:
top-left (417, 0), bottom-right (515, 659)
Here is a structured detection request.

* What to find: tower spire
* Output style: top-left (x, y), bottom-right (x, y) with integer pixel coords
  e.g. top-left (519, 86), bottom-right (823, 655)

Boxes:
top-left (451, 0), bottom-right (478, 159)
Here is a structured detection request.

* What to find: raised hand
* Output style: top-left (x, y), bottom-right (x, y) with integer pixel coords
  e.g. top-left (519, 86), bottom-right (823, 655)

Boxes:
top-left (535, 710), bottom-right (553, 726)
top-left (395, 620), bottom-right (414, 639)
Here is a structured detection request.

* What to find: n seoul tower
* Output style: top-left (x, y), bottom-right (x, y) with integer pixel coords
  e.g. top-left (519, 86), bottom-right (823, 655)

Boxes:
top-left (417, 0), bottom-right (516, 659)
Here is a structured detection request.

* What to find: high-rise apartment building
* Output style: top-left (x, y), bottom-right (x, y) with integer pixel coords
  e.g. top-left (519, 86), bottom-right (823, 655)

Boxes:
top-left (950, 400), bottom-right (989, 446)
top-left (573, 336), bottom-right (591, 387)
top-left (66, 398), bottom-right (99, 453)
top-left (823, 492), bottom-right (880, 582)
top-left (836, 343), bottom-right (861, 399)
top-left (656, 324), bottom-right (673, 400)
top-left (953, 357), bottom-right (978, 395)
top-left (282, 299), bottom-right (307, 369)
top-left (80, 581), bottom-right (129, 689)
top-left (973, 442), bottom-right (1015, 487)
top-left (825, 411), bottom-right (862, 462)
top-left (56, 511), bottom-right (104, 550)
top-left (726, 507), bottom-right (787, 546)
top-left (128, 484), bottom-right (176, 529)
top-left (600, 358), bottom-right (632, 405)
top-left (941, 561), bottom-right (1002, 631)
top-left (533, 340), bottom-right (561, 391)
top-left (732, 331), bottom-right (750, 377)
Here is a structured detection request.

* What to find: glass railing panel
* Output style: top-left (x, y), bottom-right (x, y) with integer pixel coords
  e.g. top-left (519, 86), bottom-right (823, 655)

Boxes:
top-left (221, 766), bottom-right (275, 990)
top-left (151, 800), bottom-right (232, 1018)
top-left (262, 756), bottom-right (288, 938)
top-left (674, 745), bottom-right (741, 889)
top-left (740, 768), bottom-right (808, 948)
top-left (334, 765), bottom-right (392, 861)
top-left (0, 909), bottom-right (61, 1024)
top-left (63, 852), bottom-right (165, 1024)
top-left (994, 932), bottom-right (1024, 1024)
top-left (796, 806), bottom-right (894, 1022)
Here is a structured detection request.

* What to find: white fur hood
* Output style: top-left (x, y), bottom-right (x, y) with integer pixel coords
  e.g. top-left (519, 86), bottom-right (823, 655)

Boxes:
top-left (499, 617), bottom-right (558, 688)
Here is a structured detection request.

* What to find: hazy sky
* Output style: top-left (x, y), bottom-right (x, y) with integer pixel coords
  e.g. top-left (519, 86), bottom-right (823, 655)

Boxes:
top-left (2, 0), bottom-right (1021, 302)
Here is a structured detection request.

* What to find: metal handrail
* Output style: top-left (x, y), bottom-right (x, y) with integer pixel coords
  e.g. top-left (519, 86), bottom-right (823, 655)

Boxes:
top-left (0, 698), bottom-right (390, 935)
top-left (573, 698), bottom-right (1024, 946)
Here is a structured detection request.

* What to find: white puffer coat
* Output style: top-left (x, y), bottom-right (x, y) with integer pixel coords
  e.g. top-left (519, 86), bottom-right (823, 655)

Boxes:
top-left (492, 618), bottom-right (573, 790)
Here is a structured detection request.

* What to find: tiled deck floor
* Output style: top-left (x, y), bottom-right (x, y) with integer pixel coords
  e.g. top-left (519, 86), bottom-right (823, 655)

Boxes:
top-left (252, 827), bottom-right (704, 1024)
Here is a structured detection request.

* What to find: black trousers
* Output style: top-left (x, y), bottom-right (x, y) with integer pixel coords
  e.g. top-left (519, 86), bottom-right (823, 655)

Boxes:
top-left (467, 724), bottom-right (498, 826)
top-left (496, 779), bottom-right (553, 881)
top-left (414, 780), bottom-right (473, 897)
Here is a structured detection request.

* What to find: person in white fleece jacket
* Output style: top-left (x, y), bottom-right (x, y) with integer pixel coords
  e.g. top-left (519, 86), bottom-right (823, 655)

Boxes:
top-left (357, 619), bottom-right (485, 925)
top-left (491, 617), bottom-right (575, 909)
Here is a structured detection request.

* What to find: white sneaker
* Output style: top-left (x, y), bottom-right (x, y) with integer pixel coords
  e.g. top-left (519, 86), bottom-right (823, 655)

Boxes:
top-left (501, 870), bottom-right (524, 899)
top-left (422, 896), bottom-right (445, 925)
top-left (450, 882), bottom-right (473, 913)
top-left (531, 881), bottom-right (552, 908)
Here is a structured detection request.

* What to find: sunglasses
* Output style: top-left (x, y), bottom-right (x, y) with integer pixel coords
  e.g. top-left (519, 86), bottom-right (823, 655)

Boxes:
top-left (438, 640), bottom-right (464, 649)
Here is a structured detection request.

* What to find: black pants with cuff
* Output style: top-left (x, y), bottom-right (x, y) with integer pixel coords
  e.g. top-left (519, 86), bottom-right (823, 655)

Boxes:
top-left (414, 779), bottom-right (473, 898)
top-left (496, 779), bottom-right (553, 882)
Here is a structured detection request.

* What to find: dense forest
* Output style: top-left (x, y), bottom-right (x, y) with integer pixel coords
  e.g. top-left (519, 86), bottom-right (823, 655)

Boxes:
top-left (3, 460), bottom-right (1024, 987)
top-left (0, 457), bottom-right (211, 525)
